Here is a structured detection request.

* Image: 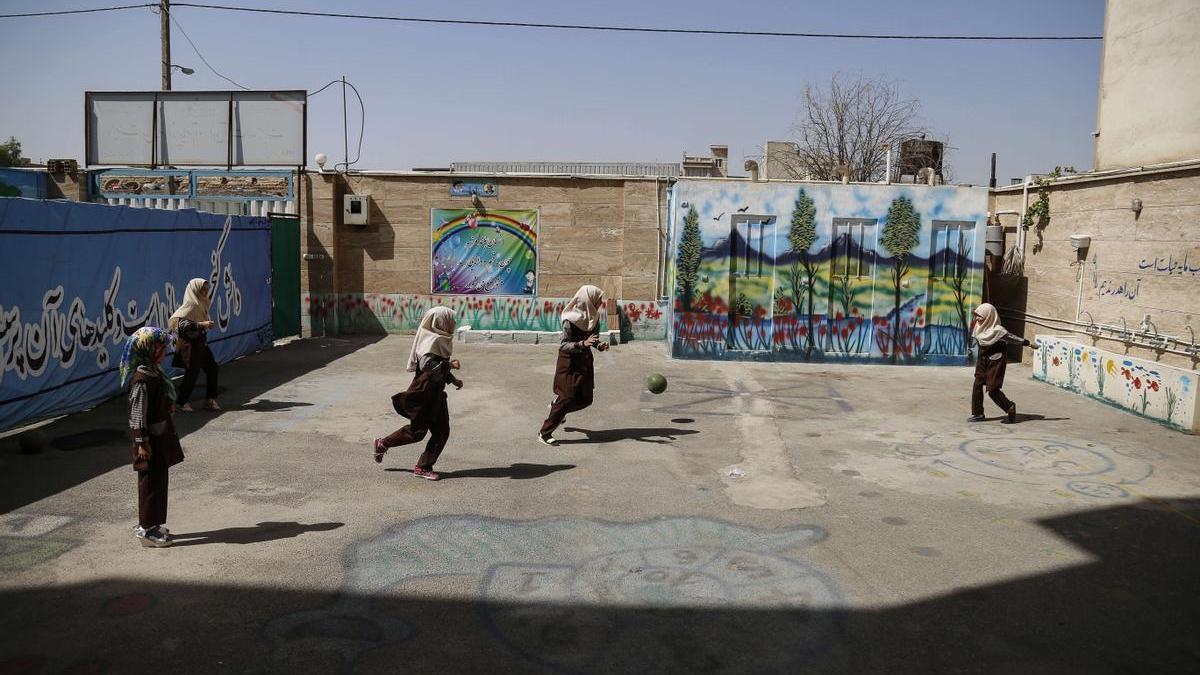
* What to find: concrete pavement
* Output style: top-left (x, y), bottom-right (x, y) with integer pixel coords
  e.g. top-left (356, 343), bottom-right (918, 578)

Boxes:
top-left (1, 335), bottom-right (1197, 673)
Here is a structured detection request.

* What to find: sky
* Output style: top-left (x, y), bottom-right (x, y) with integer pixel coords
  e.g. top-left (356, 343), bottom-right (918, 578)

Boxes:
top-left (0, 0), bottom-right (1105, 185)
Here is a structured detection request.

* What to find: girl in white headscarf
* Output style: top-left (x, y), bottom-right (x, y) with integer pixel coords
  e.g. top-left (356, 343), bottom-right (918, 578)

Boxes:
top-left (169, 278), bottom-right (220, 412)
top-left (969, 302), bottom-right (1037, 423)
top-left (374, 306), bottom-right (463, 480)
top-left (538, 285), bottom-right (609, 445)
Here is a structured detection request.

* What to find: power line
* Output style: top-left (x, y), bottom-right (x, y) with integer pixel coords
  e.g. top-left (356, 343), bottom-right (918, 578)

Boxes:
top-left (0, 4), bottom-right (154, 18)
top-left (1, 2), bottom-right (1103, 41)
top-left (165, 8), bottom-right (249, 89)
top-left (170, 3), bottom-right (1103, 40)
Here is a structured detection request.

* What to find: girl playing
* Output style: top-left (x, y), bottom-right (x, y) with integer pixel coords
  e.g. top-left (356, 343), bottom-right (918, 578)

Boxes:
top-left (169, 278), bottom-right (221, 412)
top-left (538, 285), bottom-right (609, 445)
top-left (374, 306), bottom-right (463, 480)
top-left (969, 302), bottom-right (1038, 423)
top-left (121, 327), bottom-right (185, 548)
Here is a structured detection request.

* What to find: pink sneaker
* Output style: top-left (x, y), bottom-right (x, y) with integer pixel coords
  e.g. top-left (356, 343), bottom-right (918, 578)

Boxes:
top-left (373, 438), bottom-right (387, 463)
top-left (413, 466), bottom-right (440, 481)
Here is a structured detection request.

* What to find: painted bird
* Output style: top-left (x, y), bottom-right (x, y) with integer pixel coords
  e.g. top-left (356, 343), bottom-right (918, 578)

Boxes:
top-left (713, 212), bottom-right (725, 221)
top-left (737, 206), bottom-right (750, 212)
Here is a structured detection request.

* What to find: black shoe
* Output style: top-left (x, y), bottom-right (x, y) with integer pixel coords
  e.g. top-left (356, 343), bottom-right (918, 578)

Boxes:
top-left (1004, 404), bottom-right (1017, 424)
top-left (966, 414), bottom-right (986, 423)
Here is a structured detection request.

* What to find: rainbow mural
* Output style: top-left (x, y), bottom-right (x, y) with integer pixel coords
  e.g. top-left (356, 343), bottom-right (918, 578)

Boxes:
top-left (431, 208), bottom-right (538, 296)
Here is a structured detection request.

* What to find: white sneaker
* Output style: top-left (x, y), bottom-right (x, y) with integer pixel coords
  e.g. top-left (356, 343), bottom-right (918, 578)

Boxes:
top-left (133, 525), bottom-right (169, 536)
top-left (538, 433), bottom-right (558, 446)
top-left (136, 527), bottom-right (172, 548)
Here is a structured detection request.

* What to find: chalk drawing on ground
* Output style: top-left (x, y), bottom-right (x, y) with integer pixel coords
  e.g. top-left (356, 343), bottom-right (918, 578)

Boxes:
top-left (264, 516), bottom-right (841, 673)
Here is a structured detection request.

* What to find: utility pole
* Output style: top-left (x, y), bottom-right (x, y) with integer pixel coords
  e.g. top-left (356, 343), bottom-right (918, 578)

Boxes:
top-left (160, 0), bottom-right (171, 90)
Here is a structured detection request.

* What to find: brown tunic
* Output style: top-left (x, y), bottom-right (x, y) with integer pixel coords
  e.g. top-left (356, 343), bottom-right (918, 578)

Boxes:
top-left (391, 354), bottom-right (452, 427)
top-left (172, 318), bottom-right (215, 371)
top-left (553, 321), bottom-right (597, 402)
top-left (128, 370), bottom-right (184, 472)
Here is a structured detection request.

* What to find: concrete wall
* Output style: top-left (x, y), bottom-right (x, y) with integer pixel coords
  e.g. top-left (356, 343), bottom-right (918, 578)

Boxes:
top-left (989, 166), bottom-right (1200, 371)
top-left (1093, 0), bottom-right (1200, 170)
top-left (296, 172), bottom-right (669, 338)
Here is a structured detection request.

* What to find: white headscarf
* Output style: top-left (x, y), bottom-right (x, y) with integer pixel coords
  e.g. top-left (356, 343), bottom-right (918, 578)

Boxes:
top-left (408, 306), bottom-right (456, 372)
top-left (168, 278), bottom-right (211, 332)
top-left (561, 285), bottom-right (605, 332)
top-left (971, 303), bottom-right (1008, 347)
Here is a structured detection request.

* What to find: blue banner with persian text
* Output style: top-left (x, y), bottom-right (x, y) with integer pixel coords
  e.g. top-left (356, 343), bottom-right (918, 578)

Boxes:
top-left (0, 198), bottom-right (272, 430)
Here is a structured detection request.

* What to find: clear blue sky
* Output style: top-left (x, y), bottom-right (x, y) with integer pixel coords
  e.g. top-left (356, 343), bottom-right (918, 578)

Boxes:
top-left (0, 0), bottom-right (1104, 185)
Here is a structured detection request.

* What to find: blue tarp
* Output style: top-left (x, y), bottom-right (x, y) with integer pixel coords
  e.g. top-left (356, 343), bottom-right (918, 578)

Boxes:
top-left (0, 198), bottom-right (272, 430)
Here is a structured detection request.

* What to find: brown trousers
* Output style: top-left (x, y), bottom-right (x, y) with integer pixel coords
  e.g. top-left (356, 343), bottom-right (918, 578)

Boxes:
top-left (540, 389), bottom-right (594, 435)
top-left (382, 397), bottom-right (450, 470)
top-left (138, 467), bottom-right (169, 529)
top-left (972, 354), bottom-right (1013, 416)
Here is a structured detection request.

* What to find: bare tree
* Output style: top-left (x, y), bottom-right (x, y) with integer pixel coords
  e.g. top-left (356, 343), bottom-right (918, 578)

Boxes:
top-left (778, 74), bottom-right (930, 183)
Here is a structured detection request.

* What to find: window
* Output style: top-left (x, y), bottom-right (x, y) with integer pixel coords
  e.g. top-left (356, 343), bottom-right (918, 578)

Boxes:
top-left (930, 222), bottom-right (974, 280)
top-left (831, 219), bottom-right (876, 278)
top-left (730, 215), bottom-right (775, 278)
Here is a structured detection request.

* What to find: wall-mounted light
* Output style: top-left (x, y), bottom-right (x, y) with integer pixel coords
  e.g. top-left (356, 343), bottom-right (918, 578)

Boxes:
top-left (1131, 198), bottom-right (1143, 216)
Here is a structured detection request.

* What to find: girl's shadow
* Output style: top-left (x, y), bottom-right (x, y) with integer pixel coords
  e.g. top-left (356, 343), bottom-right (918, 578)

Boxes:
top-left (558, 427), bottom-right (699, 444)
top-left (387, 463), bottom-right (574, 480)
top-left (171, 521), bottom-right (343, 546)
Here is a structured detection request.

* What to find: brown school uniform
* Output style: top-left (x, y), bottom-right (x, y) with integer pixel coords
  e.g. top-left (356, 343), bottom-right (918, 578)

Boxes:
top-left (128, 369), bottom-right (184, 529)
top-left (540, 321), bottom-right (599, 435)
top-left (972, 334), bottom-right (1028, 416)
top-left (173, 317), bottom-right (219, 402)
top-left (383, 353), bottom-right (453, 470)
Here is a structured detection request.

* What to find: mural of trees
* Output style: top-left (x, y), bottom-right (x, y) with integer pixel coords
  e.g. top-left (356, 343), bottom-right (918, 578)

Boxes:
top-left (882, 196), bottom-right (920, 362)
top-left (787, 189), bottom-right (818, 357)
top-left (677, 205), bottom-right (702, 311)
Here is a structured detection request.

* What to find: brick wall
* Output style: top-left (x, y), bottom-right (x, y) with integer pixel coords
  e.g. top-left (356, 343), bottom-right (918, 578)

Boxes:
top-left (296, 172), bottom-right (668, 337)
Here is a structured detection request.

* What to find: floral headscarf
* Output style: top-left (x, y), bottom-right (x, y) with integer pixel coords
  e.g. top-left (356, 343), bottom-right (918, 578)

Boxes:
top-left (120, 327), bottom-right (177, 400)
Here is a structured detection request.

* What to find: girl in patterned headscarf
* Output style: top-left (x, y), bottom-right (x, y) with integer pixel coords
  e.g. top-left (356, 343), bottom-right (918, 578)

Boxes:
top-left (121, 327), bottom-right (185, 547)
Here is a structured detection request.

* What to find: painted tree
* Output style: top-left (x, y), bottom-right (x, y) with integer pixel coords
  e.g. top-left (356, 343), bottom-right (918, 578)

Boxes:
top-left (946, 234), bottom-right (971, 354)
top-left (882, 196), bottom-right (921, 362)
top-left (787, 189), bottom-right (818, 357)
top-left (677, 205), bottom-right (702, 311)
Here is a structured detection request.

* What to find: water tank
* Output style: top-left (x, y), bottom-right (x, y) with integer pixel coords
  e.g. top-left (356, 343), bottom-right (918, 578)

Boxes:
top-left (899, 139), bottom-right (944, 181)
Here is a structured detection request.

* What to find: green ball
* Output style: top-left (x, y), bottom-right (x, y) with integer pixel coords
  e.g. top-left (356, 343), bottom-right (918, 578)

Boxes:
top-left (646, 373), bottom-right (668, 395)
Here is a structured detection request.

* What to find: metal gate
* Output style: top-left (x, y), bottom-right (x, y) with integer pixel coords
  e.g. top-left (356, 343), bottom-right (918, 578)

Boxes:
top-left (270, 214), bottom-right (301, 339)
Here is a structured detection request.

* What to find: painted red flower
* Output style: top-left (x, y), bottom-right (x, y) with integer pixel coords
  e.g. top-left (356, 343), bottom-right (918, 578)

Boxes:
top-left (1149, 381), bottom-right (1160, 392)
top-left (916, 307), bottom-right (924, 317)
top-left (799, 327), bottom-right (807, 337)
top-left (1121, 368), bottom-right (1131, 379)
top-left (851, 307), bottom-right (859, 316)
top-left (818, 325), bottom-right (827, 337)
top-left (1133, 378), bottom-right (1141, 389)
top-left (842, 328), bottom-right (850, 339)
top-left (835, 311), bottom-right (843, 321)
top-left (1053, 357), bottom-right (1060, 366)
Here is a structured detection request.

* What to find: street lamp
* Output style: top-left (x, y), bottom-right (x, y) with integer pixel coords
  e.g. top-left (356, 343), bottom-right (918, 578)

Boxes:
top-left (171, 64), bottom-right (195, 75)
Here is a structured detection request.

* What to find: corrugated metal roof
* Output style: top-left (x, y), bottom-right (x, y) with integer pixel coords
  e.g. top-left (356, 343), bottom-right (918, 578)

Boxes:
top-left (450, 161), bottom-right (680, 177)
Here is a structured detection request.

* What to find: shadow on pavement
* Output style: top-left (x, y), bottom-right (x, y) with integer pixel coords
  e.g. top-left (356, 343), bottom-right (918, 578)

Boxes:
top-left (0, 336), bottom-right (383, 514)
top-left (0, 499), bottom-right (1195, 672)
top-left (558, 427), bottom-right (700, 445)
top-left (386, 463), bottom-right (576, 480)
top-left (171, 521), bottom-right (344, 547)
top-left (239, 399), bottom-right (316, 413)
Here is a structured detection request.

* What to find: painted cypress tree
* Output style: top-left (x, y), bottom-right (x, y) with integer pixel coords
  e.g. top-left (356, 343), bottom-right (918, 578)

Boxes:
top-left (677, 205), bottom-right (702, 311)
top-left (787, 189), bottom-right (818, 357)
top-left (882, 196), bottom-right (921, 362)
